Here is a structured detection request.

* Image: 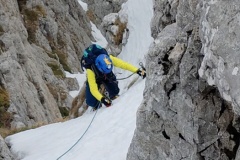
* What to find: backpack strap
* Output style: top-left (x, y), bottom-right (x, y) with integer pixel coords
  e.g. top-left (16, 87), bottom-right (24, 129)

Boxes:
top-left (80, 56), bottom-right (85, 71)
top-left (91, 64), bottom-right (101, 79)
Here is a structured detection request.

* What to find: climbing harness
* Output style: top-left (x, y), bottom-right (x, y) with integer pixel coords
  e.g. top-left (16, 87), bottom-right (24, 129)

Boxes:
top-left (56, 102), bottom-right (101, 160)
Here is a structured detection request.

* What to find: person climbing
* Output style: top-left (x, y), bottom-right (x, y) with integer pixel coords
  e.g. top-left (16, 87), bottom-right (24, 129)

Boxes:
top-left (81, 44), bottom-right (146, 110)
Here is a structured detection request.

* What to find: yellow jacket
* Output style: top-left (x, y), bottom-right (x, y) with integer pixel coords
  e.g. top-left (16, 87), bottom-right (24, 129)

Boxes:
top-left (87, 55), bottom-right (138, 101)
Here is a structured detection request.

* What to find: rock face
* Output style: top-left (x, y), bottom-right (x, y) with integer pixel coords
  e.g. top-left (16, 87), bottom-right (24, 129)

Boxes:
top-left (82, 0), bottom-right (127, 55)
top-left (199, 0), bottom-right (240, 115)
top-left (101, 12), bottom-right (128, 55)
top-left (82, 0), bottom-right (127, 25)
top-left (0, 0), bottom-right (93, 129)
top-left (128, 0), bottom-right (240, 160)
top-left (0, 135), bottom-right (14, 160)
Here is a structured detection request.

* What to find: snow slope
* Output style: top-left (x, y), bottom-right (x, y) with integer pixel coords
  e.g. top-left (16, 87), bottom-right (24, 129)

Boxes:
top-left (5, 0), bottom-right (153, 160)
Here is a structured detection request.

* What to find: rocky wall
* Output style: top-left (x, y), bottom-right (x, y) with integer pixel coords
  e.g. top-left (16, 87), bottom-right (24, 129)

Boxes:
top-left (127, 0), bottom-right (240, 159)
top-left (0, 0), bottom-right (92, 129)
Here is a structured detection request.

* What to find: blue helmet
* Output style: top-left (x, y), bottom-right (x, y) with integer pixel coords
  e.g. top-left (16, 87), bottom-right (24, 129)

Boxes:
top-left (95, 54), bottom-right (113, 74)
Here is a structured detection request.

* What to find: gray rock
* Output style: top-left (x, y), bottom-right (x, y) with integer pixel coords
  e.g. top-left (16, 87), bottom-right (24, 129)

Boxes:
top-left (0, 135), bottom-right (14, 160)
top-left (101, 13), bottom-right (128, 55)
top-left (199, 0), bottom-right (240, 115)
top-left (82, 0), bottom-right (127, 25)
top-left (151, 0), bottom-right (177, 39)
top-left (127, 0), bottom-right (240, 159)
top-left (82, 0), bottom-right (127, 55)
top-left (0, 0), bottom-right (92, 129)
top-left (64, 77), bottom-right (79, 91)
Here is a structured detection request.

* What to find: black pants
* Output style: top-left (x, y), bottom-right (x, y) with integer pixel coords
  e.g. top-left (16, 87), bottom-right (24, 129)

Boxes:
top-left (86, 81), bottom-right (119, 108)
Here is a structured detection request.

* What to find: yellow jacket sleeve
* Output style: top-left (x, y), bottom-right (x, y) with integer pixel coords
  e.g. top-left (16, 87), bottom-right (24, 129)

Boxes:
top-left (86, 69), bottom-right (103, 101)
top-left (110, 55), bottom-right (138, 72)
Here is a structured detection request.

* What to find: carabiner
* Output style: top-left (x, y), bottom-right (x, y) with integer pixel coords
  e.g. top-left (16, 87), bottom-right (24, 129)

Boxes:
top-left (139, 62), bottom-right (146, 70)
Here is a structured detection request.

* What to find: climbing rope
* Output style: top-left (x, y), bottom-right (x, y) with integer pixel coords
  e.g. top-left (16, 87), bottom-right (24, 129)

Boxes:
top-left (116, 72), bottom-right (135, 80)
top-left (56, 102), bottom-right (101, 160)
top-left (116, 62), bottom-right (145, 80)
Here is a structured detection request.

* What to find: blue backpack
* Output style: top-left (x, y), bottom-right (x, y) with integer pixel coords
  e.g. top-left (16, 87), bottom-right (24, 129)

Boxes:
top-left (81, 44), bottom-right (108, 71)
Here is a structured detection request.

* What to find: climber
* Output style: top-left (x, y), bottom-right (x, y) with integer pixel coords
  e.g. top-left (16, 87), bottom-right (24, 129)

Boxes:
top-left (81, 44), bottom-right (146, 110)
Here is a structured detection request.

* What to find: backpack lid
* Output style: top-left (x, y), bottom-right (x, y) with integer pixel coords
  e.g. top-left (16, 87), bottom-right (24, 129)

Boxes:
top-left (83, 44), bottom-right (106, 58)
top-left (81, 44), bottom-right (108, 70)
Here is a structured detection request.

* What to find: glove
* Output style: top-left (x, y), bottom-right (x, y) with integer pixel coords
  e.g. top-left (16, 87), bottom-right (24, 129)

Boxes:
top-left (101, 97), bottom-right (112, 107)
top-left (136, 68), bottom-right (146, 79)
